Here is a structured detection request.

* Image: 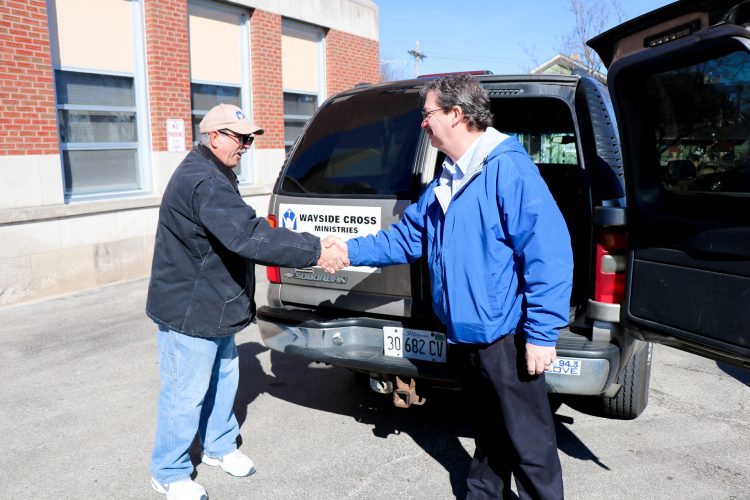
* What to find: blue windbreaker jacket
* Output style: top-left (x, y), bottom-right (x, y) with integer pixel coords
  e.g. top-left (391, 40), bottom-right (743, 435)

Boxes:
top-left (347, 129), bottom-right (573, 346)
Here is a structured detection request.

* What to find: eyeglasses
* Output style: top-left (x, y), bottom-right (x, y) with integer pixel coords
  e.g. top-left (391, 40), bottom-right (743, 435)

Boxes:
top-left (218, 129), bottom-right (254, 147)
top-left (421, 108), bottom-right (442, 120)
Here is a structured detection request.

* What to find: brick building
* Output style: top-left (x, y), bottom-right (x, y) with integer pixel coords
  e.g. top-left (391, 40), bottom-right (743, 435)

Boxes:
top-left (0, 0), bottom-right (379, 307)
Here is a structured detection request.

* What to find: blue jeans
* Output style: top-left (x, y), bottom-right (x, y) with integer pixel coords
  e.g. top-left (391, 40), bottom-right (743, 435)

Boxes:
top-left (150, 327), bottom-right (240, 484)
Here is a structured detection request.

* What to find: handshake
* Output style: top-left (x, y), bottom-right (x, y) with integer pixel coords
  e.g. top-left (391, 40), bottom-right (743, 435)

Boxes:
top-left (318, 236), bottom-right (350, 274)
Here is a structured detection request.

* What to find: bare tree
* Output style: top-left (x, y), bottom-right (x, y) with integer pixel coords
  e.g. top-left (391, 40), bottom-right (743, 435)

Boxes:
top-left (560, 0), bottom-right (626, 76)
top-left (380, 53), bottom-right (410, 82)
top-left (519, 42), bottom-right (543, 73)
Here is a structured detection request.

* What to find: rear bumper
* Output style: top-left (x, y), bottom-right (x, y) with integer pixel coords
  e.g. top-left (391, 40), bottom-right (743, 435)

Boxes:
top-left (256, 305), bottom-right (620, 395)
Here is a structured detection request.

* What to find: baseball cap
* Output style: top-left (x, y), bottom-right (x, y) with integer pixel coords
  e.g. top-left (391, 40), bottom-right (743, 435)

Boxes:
top-left (199, 103), bottom-right (264, 135)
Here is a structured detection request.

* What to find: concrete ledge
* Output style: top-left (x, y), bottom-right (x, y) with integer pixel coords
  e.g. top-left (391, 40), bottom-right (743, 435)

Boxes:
top-left (231, 0), bottom-right (378, 41)
top-left (0, 236), bottom-right (151, 307)
top-left (0, 185), bottom-right (274, 308)
top-left (0, 184), bottom-right (273, 225)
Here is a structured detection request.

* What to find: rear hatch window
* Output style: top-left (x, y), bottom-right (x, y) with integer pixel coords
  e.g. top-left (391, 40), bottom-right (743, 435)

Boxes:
top-left (280, 84), bottom-right (424, 198)
top-left (647, 50), bottom-right (750, 196)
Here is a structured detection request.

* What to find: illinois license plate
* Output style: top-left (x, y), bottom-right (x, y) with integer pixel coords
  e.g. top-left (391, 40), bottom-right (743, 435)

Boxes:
top-left (383, 327), bottom-right (447, 363)
top-left (545, 357), bottom-right (582, 376)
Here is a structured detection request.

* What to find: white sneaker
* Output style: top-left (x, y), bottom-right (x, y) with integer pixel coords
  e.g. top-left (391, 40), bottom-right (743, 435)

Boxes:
top-left (201, 449), bottom-right (256, 477)
top-left (150, 477), bottom-right (208, 500)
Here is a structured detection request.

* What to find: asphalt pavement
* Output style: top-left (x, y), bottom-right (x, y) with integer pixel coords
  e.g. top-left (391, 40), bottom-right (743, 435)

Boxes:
top-left (1, 271), bottom-right (748, 499)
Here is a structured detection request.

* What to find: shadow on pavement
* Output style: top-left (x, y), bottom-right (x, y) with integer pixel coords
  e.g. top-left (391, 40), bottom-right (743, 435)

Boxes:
top-left (234, 340), bottom-right (608, 497)
top-left (549, 396), bottom-right (611, 471)
top-left (717, 361), bottom-right (750, 387)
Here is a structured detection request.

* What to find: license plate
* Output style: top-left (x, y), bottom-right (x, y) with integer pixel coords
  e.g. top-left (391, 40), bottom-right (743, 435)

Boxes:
top-left (383, 327), bottom-right (447, 363)
top-left (545, 357), bottom-right (582, 376)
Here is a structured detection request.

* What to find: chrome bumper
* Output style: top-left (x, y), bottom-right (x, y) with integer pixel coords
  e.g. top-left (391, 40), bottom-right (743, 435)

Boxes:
top-left (256, 306), bottom-right (620, 395)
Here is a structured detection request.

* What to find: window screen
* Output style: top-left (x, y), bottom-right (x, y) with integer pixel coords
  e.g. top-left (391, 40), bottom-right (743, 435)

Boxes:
top-left (63, 150), bottom-right (139, 192)
top-left (284, 92), bottom-right (317, 153)
top-left (190, 83), bottom-right (241, 145)
top-left (282, 20), bottom-right (324, 155)
top-left (188, 1), bottom-right (250, 180)
top-left (55, 70), bottom-right (139, 197)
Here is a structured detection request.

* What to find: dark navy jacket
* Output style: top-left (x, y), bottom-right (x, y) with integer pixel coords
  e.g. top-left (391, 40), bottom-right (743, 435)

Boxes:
top-left (147, 145), bottom-right (320, 337)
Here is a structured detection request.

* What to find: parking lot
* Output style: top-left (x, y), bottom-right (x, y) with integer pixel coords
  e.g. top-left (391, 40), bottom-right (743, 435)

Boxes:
top-left (1, 272), bottom-right (748, 499)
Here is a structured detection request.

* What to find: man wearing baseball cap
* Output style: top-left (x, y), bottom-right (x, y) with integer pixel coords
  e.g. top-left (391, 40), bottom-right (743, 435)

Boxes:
top-left (146, 103), bottom-right (347, 499)
top-left (196, 103), bottom-right (265, 167)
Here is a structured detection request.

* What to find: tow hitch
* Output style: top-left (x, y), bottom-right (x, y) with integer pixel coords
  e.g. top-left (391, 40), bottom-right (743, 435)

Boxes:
top-left (368, 374), bottom-right (426, 408)
top-left (392, 376), bottom-right (426, 408)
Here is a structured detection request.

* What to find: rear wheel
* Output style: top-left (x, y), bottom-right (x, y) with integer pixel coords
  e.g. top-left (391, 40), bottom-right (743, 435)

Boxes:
top-left (599, 342), bottom-right (653, 419)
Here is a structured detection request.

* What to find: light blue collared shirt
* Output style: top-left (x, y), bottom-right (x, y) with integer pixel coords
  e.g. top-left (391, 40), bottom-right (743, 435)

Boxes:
top-left (435, 134), bottom-right (482, 213)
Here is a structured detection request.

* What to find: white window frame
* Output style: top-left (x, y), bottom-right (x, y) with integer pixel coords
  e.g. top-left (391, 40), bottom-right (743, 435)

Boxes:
top-left (282, 19), bottom-right (326, 151)
top-left (51, 0), bottom-right (151, 202)
top-left (282, 91), bottom-right (318, 152)
top-left (188, 0), bottom-right (254, 183)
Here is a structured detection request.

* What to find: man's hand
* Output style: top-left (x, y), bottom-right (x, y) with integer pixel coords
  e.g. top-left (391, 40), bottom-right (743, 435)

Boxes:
top-left (318, 236), bottom-right (350, 274)
top-left (525, 343), bottom-right (556, 376)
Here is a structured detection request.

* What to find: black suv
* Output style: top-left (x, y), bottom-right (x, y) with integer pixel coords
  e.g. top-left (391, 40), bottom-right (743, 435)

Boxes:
top-left (258, 0), bottom-right (750, 418)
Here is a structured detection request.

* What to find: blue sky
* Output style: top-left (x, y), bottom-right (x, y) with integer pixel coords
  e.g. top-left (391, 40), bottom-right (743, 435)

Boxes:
top-left (375, 0), bottom-right (675, 78)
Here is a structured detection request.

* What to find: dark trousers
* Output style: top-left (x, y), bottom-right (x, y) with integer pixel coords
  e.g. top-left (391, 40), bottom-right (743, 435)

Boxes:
top-left (453, 333), bottom-right (563, 500)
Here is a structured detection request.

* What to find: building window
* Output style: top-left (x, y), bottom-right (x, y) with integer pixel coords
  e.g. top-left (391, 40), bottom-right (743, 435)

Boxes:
top-left (190, 83), bottom-right (241, 145)
top-left (282, 20), bottom-right (326, 153)
top-left (283, 92), bottom-right (317, 153)
top-left (49, 0), bottom-right (149, 200)
top-left (188, 0), bottom-right (252, 181)
top-left (56, 70), bottom-right (140, 194)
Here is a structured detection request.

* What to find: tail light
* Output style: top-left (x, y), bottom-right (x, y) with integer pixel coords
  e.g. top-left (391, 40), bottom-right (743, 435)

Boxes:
top-left (266, 214), bottom-right (281, 284)
top-left (594, 229), bottom-right (628, 304)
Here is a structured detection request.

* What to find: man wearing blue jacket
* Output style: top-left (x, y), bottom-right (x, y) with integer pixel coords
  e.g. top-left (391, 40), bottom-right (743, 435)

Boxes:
top-left (343, 75), bottom-right (572, 499)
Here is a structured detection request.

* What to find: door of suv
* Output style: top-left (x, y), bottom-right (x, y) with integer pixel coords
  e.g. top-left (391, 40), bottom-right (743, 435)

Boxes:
top-left (589, 0), bottom-right (750, 367)
top-left (268, 82), bottom-right (431, 319)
